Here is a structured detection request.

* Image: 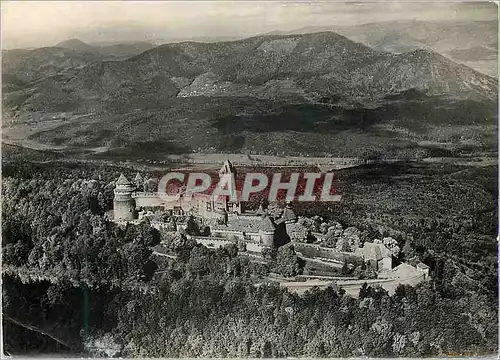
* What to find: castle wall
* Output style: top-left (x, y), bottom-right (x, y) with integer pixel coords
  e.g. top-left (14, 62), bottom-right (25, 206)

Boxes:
top-left (291, 243), bottom-right (363, 265)
top-left (134, 196), bottom-right (165, 208)
top-left (378, 257), bottom-right (393, 271)
top-left (259, 232), bottom-right (274, 247)
top-left (246, 242), bottom-right (264, 253)
top-left (132, 193), bottom-right (231, 217)
top-left (115, 219), bottom-right (142, 226)
top-left (192, 236), bottom-right (266, 254)
top-left (194, 237), bottom-right (234, 249)
top-left (151, 221), bottom-right (176, 231)
top-left (211, 229), bottom-right (245, 241)
top-left (248, 233), bottom-right (261, 242)
top-left (336, 273), bottom-right (425, 298)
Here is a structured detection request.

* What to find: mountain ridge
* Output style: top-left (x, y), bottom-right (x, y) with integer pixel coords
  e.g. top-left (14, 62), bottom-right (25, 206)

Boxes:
top-left (2, 31), bottom-right (496, 158)
top-left (277, 20), bottom-right (498, 77)
top-left (2, 39), bottom-right (156, 83)
top-left (3, 31), bottom-right (496, 116)
top-left (65, 31), bottom-right (497, 105)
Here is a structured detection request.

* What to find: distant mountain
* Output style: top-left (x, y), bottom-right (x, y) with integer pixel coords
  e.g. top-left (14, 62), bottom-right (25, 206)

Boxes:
top-left (55, 38), bottom-right (93, 51)
top-left (5, 32), bottom-right (496, 112)
top-left (2, 39), bottom-right (156, 84)
top-left (3, 32), bottom-right (497, 157)
top-left (446, 46), bottom-right (497, 62)
top-left (37, 32), bottom-right (496, 109)
top-left (94, 42), bottom-right (154, 56)
top-left (56, 38), bottom-right (155, 56)
top-left (2, 47), bottom-right (103, 83)
top-left (277, 20), bottom-right (498, 77)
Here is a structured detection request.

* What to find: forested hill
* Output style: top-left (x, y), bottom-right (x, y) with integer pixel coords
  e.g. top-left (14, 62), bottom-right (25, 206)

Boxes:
top-left (276, 20), bottom-right (498, 77)
top-left (2, 31), bottom-right (497, 158)
top-left (2, 160), bottom-right (497, 357)
top-left (5, 32), bottom-right (497, 115)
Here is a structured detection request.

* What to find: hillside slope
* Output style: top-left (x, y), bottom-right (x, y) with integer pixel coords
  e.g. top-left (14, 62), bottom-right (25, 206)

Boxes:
top-left (2, 39), bottom-right (155, 84)
top-left (281, 20), bottom-right (498, 77)
top-left (7, 32), bottom-right (496, 113)
top-left (3, 32), bottom-right (497, 157)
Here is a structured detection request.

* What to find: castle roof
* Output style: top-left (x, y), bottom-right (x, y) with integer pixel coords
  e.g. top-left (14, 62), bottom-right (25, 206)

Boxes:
top-left (134, 172), bottom-right (143, 184)
top-left (182, 191), bottom-right (242, 203)
top-left (212, 214), bottom-right (275, 233)
top-left (116, 173), bottom-right (133, 186)
top-left (261, 215), bottom-right (275, 232)
top-left (390, 263), bottom-right (422, 279)
top-left (416, 262), bottom-right (429, 270)
top-left (281, 207), bottom-right (297, 222)
top-left (358, 242), bottom-right (392, 261)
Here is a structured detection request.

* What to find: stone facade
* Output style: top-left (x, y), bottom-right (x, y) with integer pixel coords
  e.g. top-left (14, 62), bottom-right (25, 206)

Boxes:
top-left (356, 242), bottom-right (393, 271)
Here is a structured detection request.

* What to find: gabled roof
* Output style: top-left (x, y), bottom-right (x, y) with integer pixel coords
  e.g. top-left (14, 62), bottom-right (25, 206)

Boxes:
top-left (116, 173), bottom-right (132, 186)
top-left (359, 242), bottom-right (392, 261)
top-left (390, 263), bottom-right (422, 279)
top-left (416, 262), bottom-right (429, 270)
top-left (212, 214), bottom-right (275, 233)
top-left (274, 217), bottom-right (285, 225)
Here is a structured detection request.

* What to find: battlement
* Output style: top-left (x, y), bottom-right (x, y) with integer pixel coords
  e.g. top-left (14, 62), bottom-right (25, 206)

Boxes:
top-left (132, 192), bottom-right (161, 198)
top-left (114, 219), bottom-right (142, 226)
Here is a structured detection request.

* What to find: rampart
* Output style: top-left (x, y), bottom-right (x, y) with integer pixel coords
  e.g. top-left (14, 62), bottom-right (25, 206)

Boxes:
top-left (336, 272), bottom-right (426, 298)
top-left (191, 235), bottom-right (265, 253)
top-left (290, 242), bottom-right (364, 265)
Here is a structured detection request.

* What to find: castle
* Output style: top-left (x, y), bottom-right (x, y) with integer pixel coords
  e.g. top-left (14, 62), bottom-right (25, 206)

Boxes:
top-left (114, 160), bottom-right (242, 221)
top-left (113, 160), bottom-right (292, 251)
top-left (112, 160), bottom-right (430, 291)
top-left (112, 160), bottom-right (431, 298)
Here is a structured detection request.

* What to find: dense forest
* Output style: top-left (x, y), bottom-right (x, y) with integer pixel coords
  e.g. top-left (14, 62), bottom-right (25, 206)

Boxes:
top-left (2, 160), bottom-right (498, 357)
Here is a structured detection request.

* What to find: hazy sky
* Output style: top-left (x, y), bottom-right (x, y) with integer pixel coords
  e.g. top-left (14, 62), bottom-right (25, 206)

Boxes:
top-left (2, 1), bottom-right (498, 48)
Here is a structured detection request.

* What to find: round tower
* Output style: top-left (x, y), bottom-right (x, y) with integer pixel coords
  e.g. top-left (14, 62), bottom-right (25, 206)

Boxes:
top-left (113, 174), bottom-right (136, 221)
top-left (259, 214), bottom-right (276, 248)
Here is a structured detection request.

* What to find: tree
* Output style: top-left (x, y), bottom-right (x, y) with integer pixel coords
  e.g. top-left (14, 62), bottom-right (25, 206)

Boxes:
top-left (274, 246), bottom-right (302, 277)
top-left (123, 241), bottom-right (154, 281)
top-left (340, 260), bottom-right (350, 275)
top-left (162, 232), bottom-right (190, 251)
top-left (143, 179), bottom-right (158, 193)
top-left (402, 239), bottom-right (416, 260)
top-left (185, 216), bottom-right (200, 235)
top-left (336, 227), bottom-right (361, 252)
top-left (124, 221), bottom-right (160, 247)
top-left (322, 222), bottom-right (343, 248)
